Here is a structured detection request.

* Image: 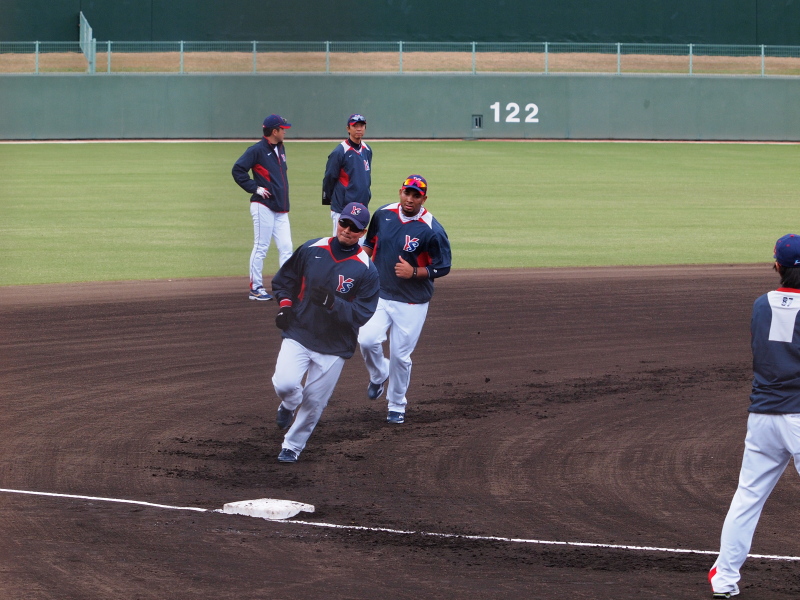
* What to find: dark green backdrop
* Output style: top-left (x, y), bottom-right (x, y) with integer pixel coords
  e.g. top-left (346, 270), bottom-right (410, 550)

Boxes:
top-left (3, 0), bottom-right (800, 45)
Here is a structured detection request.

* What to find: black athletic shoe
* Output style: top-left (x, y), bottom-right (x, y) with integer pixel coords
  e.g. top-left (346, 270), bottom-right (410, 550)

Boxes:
top-left (367, 378), bottom-right (387, 399)
top-left (276, 405), bottom-right (294, 430)
top-left (277, 448), bottom-right (298, 463)
top-left (386, 411), bottom-right (405, 424)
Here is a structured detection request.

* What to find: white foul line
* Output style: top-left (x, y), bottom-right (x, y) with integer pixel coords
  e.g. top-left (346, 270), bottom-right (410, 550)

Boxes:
top-left (1, 487), bottom-right (798, 562)
top-left (288, 521), bottom-right (800, 561)
top-left (0, 488), bottom-right (208, 513)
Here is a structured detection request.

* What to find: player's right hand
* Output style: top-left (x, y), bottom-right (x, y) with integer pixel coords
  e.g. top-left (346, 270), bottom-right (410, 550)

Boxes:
top-left (310, 286), bottom-right (335, 309)
top-left (275, 306), bottom-right (294, 330)
top-left (256, 186), bottom-right (271, 199)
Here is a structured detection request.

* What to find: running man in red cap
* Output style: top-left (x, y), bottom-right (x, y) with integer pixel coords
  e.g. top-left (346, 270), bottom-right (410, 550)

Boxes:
top-left (357, 175), bottom-right (452, 424)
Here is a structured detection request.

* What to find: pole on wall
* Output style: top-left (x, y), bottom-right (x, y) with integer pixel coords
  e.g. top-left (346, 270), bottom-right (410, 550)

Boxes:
top-left (472, 42), bottom-right (476, 74)
top-left (544, 42), bottom-right (549, 74)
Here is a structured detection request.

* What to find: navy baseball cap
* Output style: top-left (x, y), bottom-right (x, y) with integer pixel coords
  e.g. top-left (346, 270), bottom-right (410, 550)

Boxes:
top-left (263, 114), bottom-right (291, 129)
top-left (774, 233), bottom-right (800, 267)
top-left (401, 174), bottom-right (427, 195)
top-left (339, 202), bottom-right (370, 231)
top-left (348, 113), bottom-right (367, 125)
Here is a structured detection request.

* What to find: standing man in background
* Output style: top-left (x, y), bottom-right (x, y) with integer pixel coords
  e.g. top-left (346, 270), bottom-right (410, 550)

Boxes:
top-left (270, 202), bottom-right (380, 463)
top-left (358, 175), bottom-right (451, 424)
top-left (709, 233), bottom-right (800, 599)
top-left (232, 114), bottom-right (293, 301)
top-left (322, 114), bottom-right (372, 237)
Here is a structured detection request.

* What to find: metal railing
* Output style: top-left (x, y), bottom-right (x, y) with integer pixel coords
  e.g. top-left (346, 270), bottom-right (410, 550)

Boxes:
top-left (2, 40), bottom-right (800, 76)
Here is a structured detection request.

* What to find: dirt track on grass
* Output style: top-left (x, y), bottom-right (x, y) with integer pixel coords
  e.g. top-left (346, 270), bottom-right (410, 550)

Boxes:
top-left (1, 266), bottom-right (799, 599)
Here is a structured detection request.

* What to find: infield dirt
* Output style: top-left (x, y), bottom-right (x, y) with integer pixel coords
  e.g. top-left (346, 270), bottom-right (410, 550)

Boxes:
top-left (1, 266), bottom-right (799, 599)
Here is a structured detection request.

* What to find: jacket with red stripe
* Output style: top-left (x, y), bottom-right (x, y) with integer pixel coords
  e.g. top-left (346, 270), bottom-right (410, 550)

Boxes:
top-left (271, 237), bottom-right (380, 358)
top-left (232, 137), bottom-right (290, 212)
top-left (322, 139), bottom-right (372, 214)
top-left (363, 203), bottom-right (451, 304)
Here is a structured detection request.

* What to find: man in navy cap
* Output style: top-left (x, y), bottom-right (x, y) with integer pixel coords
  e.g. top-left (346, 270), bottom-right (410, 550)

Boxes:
top-left (232, 114), bottom-right (293, 301)
top-left (709, 233), bottom-right (800, 598)
top-left (269, 202), bottom-right (380, 463)
top-left (322, 113), bottom-right (372, 239)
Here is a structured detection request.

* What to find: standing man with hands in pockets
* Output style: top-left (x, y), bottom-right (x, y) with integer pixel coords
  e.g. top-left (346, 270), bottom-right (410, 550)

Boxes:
top-left (232, 114), bottom-right (293, 302)
top-left (322, 113), bottom-right (372, 237)
top-left (358, 175), bottom-right (452, 424)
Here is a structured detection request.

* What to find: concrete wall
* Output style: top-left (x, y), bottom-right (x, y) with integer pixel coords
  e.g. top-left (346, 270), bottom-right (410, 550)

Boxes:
top-left (1, 74), bottom-right (798, 141)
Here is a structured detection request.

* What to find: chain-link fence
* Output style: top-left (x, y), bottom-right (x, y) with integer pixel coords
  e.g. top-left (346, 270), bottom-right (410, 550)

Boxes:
top-left (2, 40), bottom-right (800, 76)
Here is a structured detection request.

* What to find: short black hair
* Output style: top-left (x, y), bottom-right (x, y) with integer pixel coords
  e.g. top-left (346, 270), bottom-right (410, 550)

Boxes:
top-left (777, 265), bottom-right (800, 289)
top-left (263, 126), bottom-right (279, 138)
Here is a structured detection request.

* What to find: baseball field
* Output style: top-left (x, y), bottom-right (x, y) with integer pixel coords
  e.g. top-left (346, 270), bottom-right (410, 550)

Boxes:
top-left (1, 141), bottom-right (799, 599)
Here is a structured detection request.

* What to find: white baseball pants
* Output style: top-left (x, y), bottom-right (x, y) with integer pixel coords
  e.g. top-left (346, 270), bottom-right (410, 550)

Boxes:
top-left (709, 412), bottom-right (800, 595)
top-left (249, 202), bottom-right (293, 290)
top-left (330, 210), bottom-right (341, 236)
top-left (272, 338), bottom-right (345, 456)
top-left (358, 298), bottom-right (429, 414)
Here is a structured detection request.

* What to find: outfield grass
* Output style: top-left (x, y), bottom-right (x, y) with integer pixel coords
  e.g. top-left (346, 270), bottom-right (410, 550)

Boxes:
top-left (0, 140), bottom-right (797, 286)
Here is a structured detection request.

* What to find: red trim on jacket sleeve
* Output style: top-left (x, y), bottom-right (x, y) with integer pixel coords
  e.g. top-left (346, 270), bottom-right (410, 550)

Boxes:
top-left (366, 235), bottom-right (378, 258)
top-left (338, 169), bottom-right (350, 187)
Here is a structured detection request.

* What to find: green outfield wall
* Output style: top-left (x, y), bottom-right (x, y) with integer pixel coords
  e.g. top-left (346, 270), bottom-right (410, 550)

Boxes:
top-left (3, 0), bottom-right (800, 45)
top-left (1, 74), bottom-right (799, 141)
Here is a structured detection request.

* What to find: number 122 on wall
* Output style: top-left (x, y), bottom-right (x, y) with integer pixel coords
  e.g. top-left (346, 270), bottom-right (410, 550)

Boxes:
top-left (490, 102), bottom-right (539, 123)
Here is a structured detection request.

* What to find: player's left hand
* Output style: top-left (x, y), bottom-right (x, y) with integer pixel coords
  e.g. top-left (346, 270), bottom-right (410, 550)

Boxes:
top-left (395, 256), bottom-right (415, 279)
top-left (275, 305), bottom-right (294, 330)
top-left (309, 286), bottom-right (335, 309)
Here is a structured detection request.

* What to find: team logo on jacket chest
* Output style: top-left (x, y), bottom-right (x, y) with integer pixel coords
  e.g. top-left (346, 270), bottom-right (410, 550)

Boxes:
top-left (404, 235), bottom-right (420, 252)
top-left (363, 159), bottom-right (370, 171)
top-left (337, 274), bottom-right (355, 293)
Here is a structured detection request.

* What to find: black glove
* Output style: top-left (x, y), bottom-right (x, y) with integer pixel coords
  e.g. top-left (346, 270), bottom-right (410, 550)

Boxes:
top-left (275, 305), bottom-right (294, 330)
top-left (322, 190), bottom-right (331, 206)
top-left (309, 286), bottom-right (335, 309)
